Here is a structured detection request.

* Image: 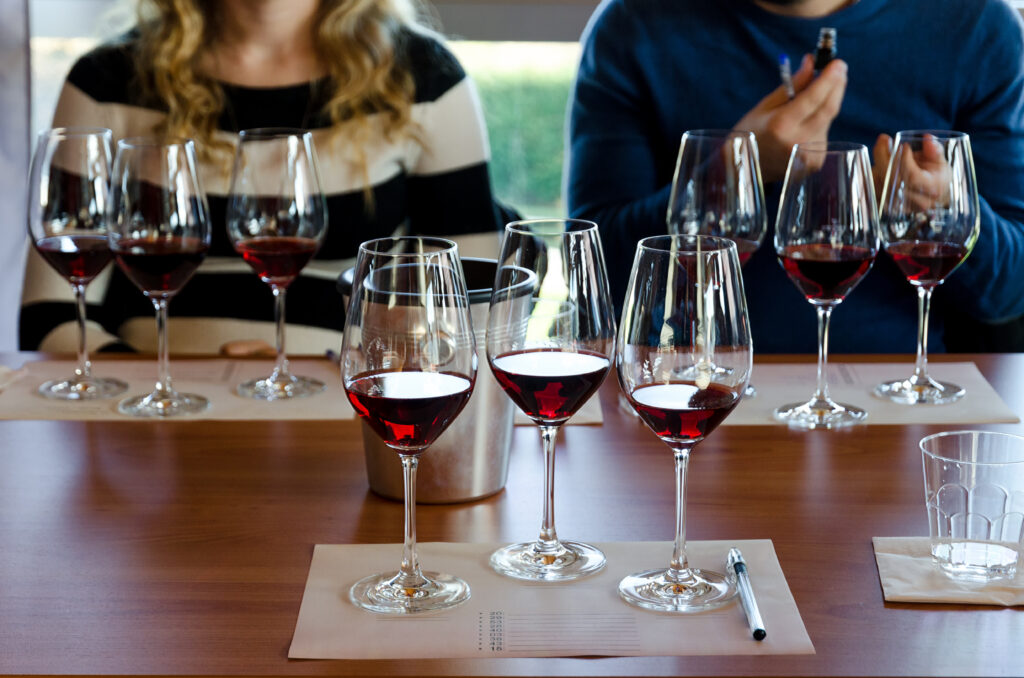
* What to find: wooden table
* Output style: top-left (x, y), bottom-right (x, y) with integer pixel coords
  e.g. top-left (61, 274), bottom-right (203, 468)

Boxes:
top-left (1, 353), bottom-right (1022, 676)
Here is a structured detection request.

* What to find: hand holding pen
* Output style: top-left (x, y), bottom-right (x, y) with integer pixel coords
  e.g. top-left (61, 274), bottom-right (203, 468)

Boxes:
top-left (731, 54), bottom-right (847, 182)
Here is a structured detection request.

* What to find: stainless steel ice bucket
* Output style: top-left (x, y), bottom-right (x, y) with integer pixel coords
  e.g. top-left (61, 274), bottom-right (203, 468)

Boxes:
top-left (339, 257), bottom-right (517, 503)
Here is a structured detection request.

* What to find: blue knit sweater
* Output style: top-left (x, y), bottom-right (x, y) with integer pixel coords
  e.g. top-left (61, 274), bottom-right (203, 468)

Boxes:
top-left (568, 0), bottom-right (1024, 353)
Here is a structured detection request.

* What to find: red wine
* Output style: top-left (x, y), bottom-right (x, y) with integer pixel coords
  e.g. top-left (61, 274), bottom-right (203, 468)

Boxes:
top-left (345, 371), bottom-right (473, 453)
top-left (886, 241), bottom-right (968, 286)
top-left (779, 243), bottom-right (874, 302)
top-left (734, 239), bottom-right (759, 267)
top-left (490, 349), bottom-right (610, 424)
top-left (35, 234), bottom-right (112, 283)
top-left (113, 237), bottom-right (208, 296)
top-left (236, 236), bottom-right (319, 287)
top-left (628, 381), bottom-right (740, 444)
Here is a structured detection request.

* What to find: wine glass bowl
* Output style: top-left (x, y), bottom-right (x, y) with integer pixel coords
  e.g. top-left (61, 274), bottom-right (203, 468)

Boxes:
top-left (616, 234), bottom-right (752, 612)
top-left (667, 129), bottom-right (766, 398)
top-left (341, 236), bottom-right (477, 614)
top-left (874, 131), bottom-right (980, 405)
top-left (227, 129), bottom-right (328, 400)
top-left (487, 218), bottom-right (616, 582)
top-left (28, 127), bottom-right (127, 400)
top-left (667, 129), bottom-right (767, 262)
top-left (773, 141), bottom-right (879, 429)
top-left (108, 137), bottom-right (211, 417)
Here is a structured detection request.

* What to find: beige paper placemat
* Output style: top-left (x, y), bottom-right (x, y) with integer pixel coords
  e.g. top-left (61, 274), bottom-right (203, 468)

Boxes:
top-left (730, 362), bottom-right (1018, 426)
top-left (289, 539), bottom-right (813, 659)
top-left (872, 536), bottom-right (1024, 606)
top-left (0, 359), bottom-right (355, 421)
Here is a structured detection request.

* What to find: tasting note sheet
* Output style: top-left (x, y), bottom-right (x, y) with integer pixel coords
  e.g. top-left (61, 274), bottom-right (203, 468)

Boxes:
top-left (289, 540), bottom-right (814, 659)
top-left (729, 362), bottom-right (1018, 426)
top-left (0, 359), bottom-right (356, 421)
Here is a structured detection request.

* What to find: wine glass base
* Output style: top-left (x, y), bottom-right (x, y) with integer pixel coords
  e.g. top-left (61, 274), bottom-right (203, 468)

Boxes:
top-left (489, 540), bottom-right (606, 581)
top-left (774, 398), bottom-right (867, 429)
top-left (618, 567), bottom-right (737, 613)
top-left (38, 376), bottom-right (127, 401)
top-left (874, 378), bottom-right (964, 405)
top-left (349, 570), bottom-right (470, 614)
top-left (118, 391), bottom-right (210, 418)
top-left (236, 375), bottom-right (326, 400)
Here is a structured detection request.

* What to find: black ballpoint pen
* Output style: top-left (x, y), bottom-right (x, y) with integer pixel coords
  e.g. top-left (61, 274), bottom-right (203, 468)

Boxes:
top-left (727, 547), bottom-right (767, 641)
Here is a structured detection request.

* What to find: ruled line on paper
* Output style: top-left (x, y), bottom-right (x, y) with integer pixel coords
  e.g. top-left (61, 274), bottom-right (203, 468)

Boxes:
top-left (500, 612), bottom-right (641, 653)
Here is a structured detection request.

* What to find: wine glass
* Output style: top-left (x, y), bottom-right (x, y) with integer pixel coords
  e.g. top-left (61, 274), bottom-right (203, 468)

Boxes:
top-left (616, 234), bottom-right (752, 612)
top-left (667, 129), bottom-right (766, 397)
top-left (28, 127), bottom-right (127, 400)
top-left (774, 141), bottom-right (880, 429)
top-left (341, 236), bottom-right (477, 614)
top-left (108, 138), bottom-right (211, 417)
top-left (226, 128), bottom-right (328, 400)
top-left (486, 218), bottom-right (616, 581)
top-left (874, 131), bottom-right (979, 404)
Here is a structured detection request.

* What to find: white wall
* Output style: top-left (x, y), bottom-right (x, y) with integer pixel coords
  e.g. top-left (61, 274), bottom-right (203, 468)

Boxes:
top-left (0, 0), bottom-right (30, 351)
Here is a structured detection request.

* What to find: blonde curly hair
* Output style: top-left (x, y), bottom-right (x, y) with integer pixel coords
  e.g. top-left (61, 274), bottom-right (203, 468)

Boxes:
top-left (135, 0), bottom-right (426, 166)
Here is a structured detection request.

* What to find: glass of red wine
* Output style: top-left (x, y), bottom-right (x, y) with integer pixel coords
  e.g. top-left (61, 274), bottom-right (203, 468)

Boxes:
top-left (28, 127), bottom-right (127, 400)
top-left (108, 138), bottom-right (211, 417)
top-left (486, 218), bottom-right (616, 581)
top-left (774, 141), bottom-right (879, 429)
top-left (617, 234), bottom-right (752, 612)
top-left (226, 129), bottom-right (328, 400)
top-left (874, 131), bottom-right (979, 405)
top-left (341, 236), bottom-right (477, 614)
top-left (667, 129), bottom-right (766, 397)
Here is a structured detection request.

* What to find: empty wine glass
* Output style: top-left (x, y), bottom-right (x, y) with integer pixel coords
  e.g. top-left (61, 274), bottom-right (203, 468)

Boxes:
top-left (487, 218), bottom-right (616, 581)
top-left (667, 129), bottom-right (766, 397)
top-left (617, 234), bottom-right (752, 612)
top-left (28, 127), bottom-right (127, 400)
top-left (341, 236), bottom-right (477, 614)
top-left (875, 131), bottom-right (979, 405)
top-left (774, 142), bottom-right (879, 429)
top-left (227, 128), bottom-right (328, 400)
top-left (108, 138), bottom-right (211, 417)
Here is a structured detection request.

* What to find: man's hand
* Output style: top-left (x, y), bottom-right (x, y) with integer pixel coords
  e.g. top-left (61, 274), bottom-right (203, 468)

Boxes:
top-left (873, 133), bottom-right (952, 210)
top-left (733, 55), bottom-right (848, 183)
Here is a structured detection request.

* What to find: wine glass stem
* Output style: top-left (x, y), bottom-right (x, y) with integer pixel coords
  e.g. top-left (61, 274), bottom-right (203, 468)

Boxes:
top-left (668, 446), bottom-right (694, 582)
top-left (397, 454), bottom-right (428, 587)
top-left (72, 282), bottom-right (92, 380)
top-left (813, 305), bottom-right (835, 403)
top-left (912, 285), bottom-right (935, 382)
top-left (271, 285), bottom-right (290, 380)
top-left (152, 298), bottom-right (173, 395)
top-left (536, 425), bottom-right (561, 553)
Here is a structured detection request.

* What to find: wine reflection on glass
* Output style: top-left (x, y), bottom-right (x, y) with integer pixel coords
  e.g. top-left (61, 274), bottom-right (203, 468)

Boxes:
top-left (341, 236), bottom-right (477, 614)
top-left (616, 234), bottom-right (752, 612)
top-left (487, 218), bottom-right (616, 581)
top-left (108, 138), bottom-right (211, 417)
top-left (773, 141), bottom-right (879, 429)
top-left (226, 128), bottom-right (328, 400)
top-left (667, 129), bottom-right (766, 397)
top-left (28, 127), bottom-right (127, 400)
top-left (874, 131), bottom-right (979, 405)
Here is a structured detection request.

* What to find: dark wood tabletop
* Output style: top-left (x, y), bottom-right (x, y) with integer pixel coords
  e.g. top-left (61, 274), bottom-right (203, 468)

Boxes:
top-left (1, 353), bottom-right (1022, 677)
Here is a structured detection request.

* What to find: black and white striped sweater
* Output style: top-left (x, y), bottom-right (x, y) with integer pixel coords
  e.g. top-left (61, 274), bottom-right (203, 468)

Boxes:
top-left (21, 29), bottom-right (504, 355)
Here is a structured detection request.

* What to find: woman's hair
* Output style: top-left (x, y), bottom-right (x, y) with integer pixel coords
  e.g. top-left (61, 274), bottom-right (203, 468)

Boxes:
top-left (135, 0), bottom-right (426, 166)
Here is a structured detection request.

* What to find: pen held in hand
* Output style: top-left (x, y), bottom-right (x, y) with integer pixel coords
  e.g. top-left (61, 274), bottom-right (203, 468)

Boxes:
top-left (727, 547), bottom-right (767, 641)
top-left (778, 54), bottom-right (795, 100)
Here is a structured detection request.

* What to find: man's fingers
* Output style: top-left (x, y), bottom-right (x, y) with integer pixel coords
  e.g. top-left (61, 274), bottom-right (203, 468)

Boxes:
top-left (794, 59), bottom-right (847, 124)
top-left (790, 54), bottom-right (815, 92)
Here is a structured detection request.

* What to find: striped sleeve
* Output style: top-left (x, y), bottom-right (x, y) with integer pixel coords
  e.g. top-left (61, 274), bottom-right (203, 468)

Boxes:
top-left (404, 34), bottom-right (502, 239)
